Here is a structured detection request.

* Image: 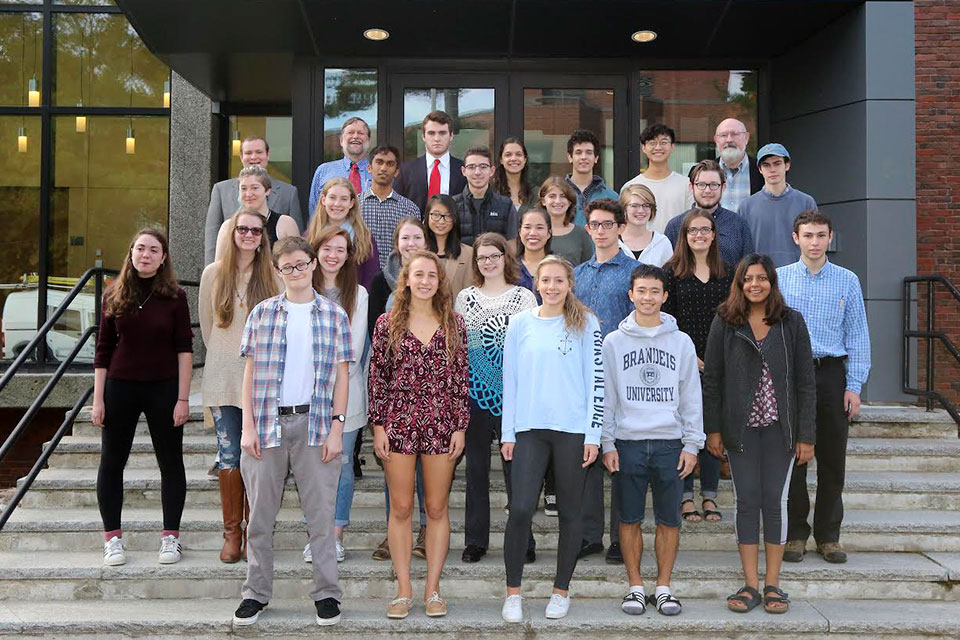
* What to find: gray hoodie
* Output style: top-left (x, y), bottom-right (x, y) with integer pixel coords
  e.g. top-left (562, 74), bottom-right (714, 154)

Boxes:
top-left (601, 311), bottom-right (705, 455)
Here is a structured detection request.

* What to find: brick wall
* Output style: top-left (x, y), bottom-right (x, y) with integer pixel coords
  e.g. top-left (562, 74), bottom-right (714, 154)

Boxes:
top-left (0, 409), bottom-right (62, 488)
top-left (915, 0), bottom-right (960, 404)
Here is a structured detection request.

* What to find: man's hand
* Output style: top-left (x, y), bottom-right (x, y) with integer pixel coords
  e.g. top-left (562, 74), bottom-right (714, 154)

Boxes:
top-left (582, 444), bottom-right (599, 468)
top-left (844, 390), bottom-right (861, 419)
top-left (677, 450), bottom-right (698, 478)
top-left (602, 450), bottom-right (619, 474)
top-left (706, 433), bottom-right (724, 459)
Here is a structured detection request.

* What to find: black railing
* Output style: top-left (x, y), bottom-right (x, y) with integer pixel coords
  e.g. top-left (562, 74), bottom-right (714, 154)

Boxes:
top-left (903, 275), bottom-right (960, 435)
top-left (0, 267), bottom-right (202, 531)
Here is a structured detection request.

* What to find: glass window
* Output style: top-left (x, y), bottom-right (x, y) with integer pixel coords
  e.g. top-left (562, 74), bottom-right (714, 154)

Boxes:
top-left (0, 115), bottom-right (41, 362)
top-left (55, 0), bottom-right (115, 5)
top-left (636, 70), bottom-right (758, 176)
top-left (54, 13), bottom-right (169, 108)
top-left (323, 69), bottom-right (377, 163)
top-left (0, 13), bottom-right (43, 107)
top-left (522, 88), bottom-right (614, 189)
top-left (227, 116), bottom-right (293, 185)
top-left (402, 88), bottom-right (494, 161)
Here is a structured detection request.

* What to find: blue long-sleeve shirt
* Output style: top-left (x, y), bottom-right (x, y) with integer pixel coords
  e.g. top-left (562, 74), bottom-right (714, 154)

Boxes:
top-left (308, 157), bottom-right (373, 218)
top-left (574, 251), bottom-right (640, 339)
top-left (777, 259), bottom-right (871, 394)
top-left (665, 205), bottom-right (755, 270)
top-left (501, 309), bottom-right (604, 446)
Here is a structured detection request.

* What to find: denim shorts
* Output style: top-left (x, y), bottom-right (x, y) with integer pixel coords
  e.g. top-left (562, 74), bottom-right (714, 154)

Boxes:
top-left (615, 438), bottom-right (683, 527)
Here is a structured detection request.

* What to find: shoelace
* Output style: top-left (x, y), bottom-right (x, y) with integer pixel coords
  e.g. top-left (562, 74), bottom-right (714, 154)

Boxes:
top-left (548, 594), bottom-right (566, 606)
top-left (426, 592), bottom-right (444, 605)
top-left (104, 538), bottom-right (123, 556)
top-left (160, 536), bottom-right (180, 554)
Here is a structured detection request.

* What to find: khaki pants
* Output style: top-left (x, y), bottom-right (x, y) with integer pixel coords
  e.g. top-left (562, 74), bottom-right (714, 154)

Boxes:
top-left (240, 413), bottom-right (341, 603)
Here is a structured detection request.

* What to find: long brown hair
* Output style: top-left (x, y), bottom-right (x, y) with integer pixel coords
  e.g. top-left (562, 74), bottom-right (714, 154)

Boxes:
top-left (307, 177), bottom-right (374, 263)
top-left (213, 209), bottom-right (280, 328)
top-left (471, 232), bottom-right (520, 287)
top-left (387, 250), bottom-right (462, 362)
top-left (664, 209), bottom-right (726, 280)
top-left (539, 177), bottom-right (578, 226)
top-left (535, 255), bottom-right (591, 334)
top-left (103, 228), bottom-right (179, 317)
top-left (717, 253), bottom-right (788, 327)
top-left (310, 225), bottom-right (359, 322)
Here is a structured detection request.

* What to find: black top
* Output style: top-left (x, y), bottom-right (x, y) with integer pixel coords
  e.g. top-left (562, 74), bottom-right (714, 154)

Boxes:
top-left (367, 271), bottom-right (392, 341)
top-left (662, 263), bottom-right (733, 359)
top-left (265, 210), bottom-right (281, 245)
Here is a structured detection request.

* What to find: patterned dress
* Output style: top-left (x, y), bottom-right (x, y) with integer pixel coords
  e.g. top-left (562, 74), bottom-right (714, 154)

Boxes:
top-left (368, 313), bottom-right (470, 454)
top-left (455, 286), bottom-right (538, 415)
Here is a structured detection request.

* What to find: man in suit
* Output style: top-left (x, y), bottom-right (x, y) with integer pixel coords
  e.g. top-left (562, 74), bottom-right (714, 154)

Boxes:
top-left (393, 110), bottom-right (467, 213)
top-left (714, 118), bottom-right (763, 213)
top-left (204, 136), bottom-right (303, 265)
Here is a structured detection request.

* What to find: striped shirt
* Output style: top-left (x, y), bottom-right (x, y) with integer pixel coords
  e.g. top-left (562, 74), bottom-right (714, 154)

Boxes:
top-left (360, 188), bottom-right (421, 269)
top-left (574, 251), bottom-right (641, 339)
top-left (308, 157), bottom-right (373, 218)
top-left (777, 259), bottom-right (871, 394)
top-left (240, 292), bottom-right (354, 448)
top-left (719, 154), bottom-right (751, 213)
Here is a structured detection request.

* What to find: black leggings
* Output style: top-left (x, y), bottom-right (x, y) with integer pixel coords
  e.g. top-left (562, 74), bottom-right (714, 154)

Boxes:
top-left (504, 429), bottom-right (587, 590)
top-left (97, 378), bottom-right (185, 532)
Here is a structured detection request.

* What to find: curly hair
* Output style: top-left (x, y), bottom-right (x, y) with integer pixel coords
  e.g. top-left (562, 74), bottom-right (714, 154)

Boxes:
top-left (535, 255), bottom-right (591, 334)
top-left (492, 137), bottom-right (532, 205)
top-left (307, 177), bottom-right (374, 263)
top-left (103, 228), bottom-right (180, 317)
top-left (387, 250), bottom-right (462, 362)
top-left (213, 209), bottom-right (280, 328)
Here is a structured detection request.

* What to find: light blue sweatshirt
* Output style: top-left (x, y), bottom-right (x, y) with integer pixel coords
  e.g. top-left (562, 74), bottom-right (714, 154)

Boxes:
top-left (501, 307), bottom-right (604, 446)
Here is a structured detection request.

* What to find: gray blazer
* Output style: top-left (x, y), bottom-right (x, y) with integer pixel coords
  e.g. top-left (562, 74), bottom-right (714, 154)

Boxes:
top-left (204, 177), bottom-right (303, 265)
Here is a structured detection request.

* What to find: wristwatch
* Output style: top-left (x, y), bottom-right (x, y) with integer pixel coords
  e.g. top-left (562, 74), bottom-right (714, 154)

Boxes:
top-left (332, 414), bottom-right (346, 423)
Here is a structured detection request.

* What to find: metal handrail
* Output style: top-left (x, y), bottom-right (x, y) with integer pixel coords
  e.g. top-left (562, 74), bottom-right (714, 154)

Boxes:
top-left (903, 275), bottom-right (960, 434)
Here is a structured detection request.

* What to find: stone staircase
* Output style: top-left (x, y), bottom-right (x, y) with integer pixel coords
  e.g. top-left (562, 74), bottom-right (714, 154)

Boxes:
top-left (2, 405), bottom-right (960, 637)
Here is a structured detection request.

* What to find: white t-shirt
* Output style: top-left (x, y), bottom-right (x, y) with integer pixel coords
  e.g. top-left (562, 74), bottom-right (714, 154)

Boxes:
top-left (620, 171), bottom-right (694, 235)
top-left (280, 300), bottom-right (314, 406)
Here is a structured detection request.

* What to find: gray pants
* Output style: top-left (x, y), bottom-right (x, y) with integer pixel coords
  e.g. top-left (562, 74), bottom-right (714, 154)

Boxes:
top-left (240, 413), bottom-right (341, 603)
top-left (727, 422), bottom-right (794, 546)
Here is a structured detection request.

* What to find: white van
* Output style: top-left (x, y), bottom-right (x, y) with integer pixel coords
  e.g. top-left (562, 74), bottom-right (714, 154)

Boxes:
top-left (2, 289), bottom-right (97, 363)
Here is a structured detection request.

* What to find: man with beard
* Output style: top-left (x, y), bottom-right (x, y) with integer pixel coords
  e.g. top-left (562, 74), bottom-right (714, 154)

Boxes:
top-left (714, 118), bottom-right (763, 213)
top-left (308, 117), bottom-right (373, 218)
top-left (664, 160), bottom-right (754, 268)
top-left (360, 145), bottom-right (421, 269)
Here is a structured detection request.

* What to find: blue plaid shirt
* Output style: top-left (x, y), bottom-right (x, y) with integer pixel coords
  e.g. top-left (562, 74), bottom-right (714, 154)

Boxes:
top-left (308, 157), bottom-right (373, 219)
top-left (719, 154), bottom-right (751, 213)
top-left (240, 292), bottom-right (354, 448)
top-left (777, 259), bottom-right (871, 394)
top-left (574, 251), bottom-right (641, 339)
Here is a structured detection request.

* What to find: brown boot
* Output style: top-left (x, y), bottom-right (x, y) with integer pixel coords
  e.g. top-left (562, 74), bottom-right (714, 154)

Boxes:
top-left (218, 468), bottom-right (244, 563)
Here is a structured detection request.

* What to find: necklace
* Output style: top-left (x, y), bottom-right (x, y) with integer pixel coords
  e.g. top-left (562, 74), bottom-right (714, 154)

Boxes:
top-left (137, 292), bottom-right (153, 309)
top-left (236, 282), bottom-right (248, 309)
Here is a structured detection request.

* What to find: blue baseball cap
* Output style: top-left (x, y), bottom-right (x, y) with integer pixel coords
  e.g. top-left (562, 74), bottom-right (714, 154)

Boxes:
top-left (757, 143), bottom-right (790, 166)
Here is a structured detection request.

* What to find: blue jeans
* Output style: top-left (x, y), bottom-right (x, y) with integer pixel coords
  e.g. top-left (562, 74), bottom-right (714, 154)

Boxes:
top-left (682, 448), bottom-right (721, 501)
top-left (384, 459), bottom-right (427, 527)
top-left (212, 405), bottom-right (242, 469)
top-left (335, 428), bottom-right (362, 527)
top-left (616, 438), bottom-right (683, 527)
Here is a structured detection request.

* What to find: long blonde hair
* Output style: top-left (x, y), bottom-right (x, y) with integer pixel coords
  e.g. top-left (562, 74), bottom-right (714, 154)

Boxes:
top-left (387, 250), bottom-right (461, 362)
top-left (307, 177), bottom-right (374, 263)
top-left (535, 255), bottom-right (591, 333)
top-left (213, 208), bottom-right (280, 328)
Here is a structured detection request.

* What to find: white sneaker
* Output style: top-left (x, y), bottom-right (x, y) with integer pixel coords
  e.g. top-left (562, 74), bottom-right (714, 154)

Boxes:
top-left (103, 536), bottom-right (126, 566)
top-left (545, 593), bottom-right (570, 619)
top-left (303, 543), bottom-right (312, 564)
top-left (158, 534), bottom-right (182, 564)
top-left (502, 594), bottom-right (524, 623)
top-left (336, 539), bottom-right (345, 563)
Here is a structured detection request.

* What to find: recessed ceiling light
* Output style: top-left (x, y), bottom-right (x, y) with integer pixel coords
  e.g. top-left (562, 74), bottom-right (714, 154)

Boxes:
top-left (364, 28), bottom-right (390, 41)
top-left (631, 29), bottom-right (657, 43)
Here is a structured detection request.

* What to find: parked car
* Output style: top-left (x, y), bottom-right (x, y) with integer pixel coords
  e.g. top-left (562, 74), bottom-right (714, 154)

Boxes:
top-left (2, 288), bottom-right (97, 363)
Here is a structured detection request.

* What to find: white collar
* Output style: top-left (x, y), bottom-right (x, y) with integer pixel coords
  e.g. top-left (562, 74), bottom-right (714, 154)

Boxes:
top-left (426, 151), bottom-right (450, 168)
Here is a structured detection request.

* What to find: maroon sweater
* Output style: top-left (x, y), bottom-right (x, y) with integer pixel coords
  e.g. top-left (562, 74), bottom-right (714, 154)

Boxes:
top-left (94, 279), bottom-right (193, 381)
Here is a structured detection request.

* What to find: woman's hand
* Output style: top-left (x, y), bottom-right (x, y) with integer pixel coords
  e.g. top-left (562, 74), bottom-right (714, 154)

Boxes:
top-left (91, 399), bottom-right (105, 427)
top-left (173, 399), bottom-right (189, 427)
top-left (582, 444), bottom-right (599, 468)
top-left (501, 442), bottom-right (514, 462)
top-left (706, 433), bottom-right (724, 459)
top-left (448, 431), bottom-right (466, 460)
top-left (241, 424), bottom-right (261, 461)
top-left (373, 425), bottom-right (391, 461)
top-left (795, 442), bottom-right (815, 465)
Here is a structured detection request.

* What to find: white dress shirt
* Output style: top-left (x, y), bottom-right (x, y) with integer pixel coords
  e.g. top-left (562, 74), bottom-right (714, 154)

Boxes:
top-left (425, 151), bottom-right (451, 195)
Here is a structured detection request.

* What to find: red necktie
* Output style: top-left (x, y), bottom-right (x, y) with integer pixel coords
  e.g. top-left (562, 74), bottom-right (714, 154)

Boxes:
top-left (428, 158), bottom-right (441, 198)
top-left (349, 162), bottom-right (362, 194)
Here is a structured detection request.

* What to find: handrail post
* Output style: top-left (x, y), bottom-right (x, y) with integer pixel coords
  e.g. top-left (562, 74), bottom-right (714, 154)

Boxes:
top-left (927, 281), bottom-right (935, 412)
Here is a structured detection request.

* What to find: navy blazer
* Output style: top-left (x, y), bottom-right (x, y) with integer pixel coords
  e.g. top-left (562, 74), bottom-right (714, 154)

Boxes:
top-left (393, 154), bottom-right (467, 214)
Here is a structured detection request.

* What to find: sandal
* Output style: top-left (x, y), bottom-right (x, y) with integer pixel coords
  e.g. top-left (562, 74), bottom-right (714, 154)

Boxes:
top-left (763, 585), bottom-right (790, 614)
top-left (650, 592), bottom-right (682, 616)
top-left (681, 499), bottom-right (702, 523)
top-left (702, 498), bottom-right (722, 522)
top-left (726, 585), bottom-right (761, 613)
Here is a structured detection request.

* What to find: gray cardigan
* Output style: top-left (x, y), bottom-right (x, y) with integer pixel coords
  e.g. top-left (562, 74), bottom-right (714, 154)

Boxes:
top-left (701, 308), bottom-right (816, 452)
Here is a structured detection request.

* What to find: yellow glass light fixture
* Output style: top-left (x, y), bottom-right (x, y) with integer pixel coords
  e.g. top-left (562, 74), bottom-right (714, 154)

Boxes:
top-left (163, 78), bottom-right (171, 108)
top-left (17, 126), bottom-right (27, 153)
top-left (76, 103), bottom-right (86, 133)
top-left (232, 129), bottom-right (242, 156)
top-left (363, 28), bottom-right (389, 41)
top-left (125, 124), bottom-right (136, 154)
top-left (27, 76), bottom-right (39, 107)
top-left (631, 29), bottom-right (658, 43)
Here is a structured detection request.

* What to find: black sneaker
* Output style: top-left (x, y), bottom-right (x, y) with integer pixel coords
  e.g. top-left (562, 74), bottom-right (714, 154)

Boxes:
top-left (462, 545), bottom-right (486, 563)
top-left (605, 542), bottom-right (623, 564)
top-left (315, 597), bottom-right (341, 626)
top-left (577, 541), bottom-right (604, 559)
top-left (233, 599), bottom-right (267, 626)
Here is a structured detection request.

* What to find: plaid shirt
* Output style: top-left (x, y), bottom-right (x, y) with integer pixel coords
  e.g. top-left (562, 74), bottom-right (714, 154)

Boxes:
top-left (308, 157), bottom-right (373, 218)
top-left (719, 154), bottom-right (751, 213)
top-left (240, 292), bottom-right (354, 448)
top-left (360, 189), bottom-right (422, 269)
top-left (777, 259), bottom-right (871, 394)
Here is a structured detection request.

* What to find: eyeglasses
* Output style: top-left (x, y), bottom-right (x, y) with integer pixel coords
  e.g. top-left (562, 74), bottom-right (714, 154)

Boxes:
top-left (694, 182), bottom-right (723, 191)
top-left (626, 203), bottom-right (654, 212)
top-left (429, 211), bottom-right (454, 222)
top-left (686, 226), bottom-right (715, 236)
top-left (587, 220), bottom-right (618, 230)
top-left (235, 225), bottom-right (264, 237)
top-left (476, 253), bottom-right (504, 264)
top-left (644, 138), bottom-right (672, 148)
top-left (464, 163), bottom-right (491, 172)
top-left (716, 131), bottom-right (747, 140)
top-left (277, 260), bottom-right (313, 275)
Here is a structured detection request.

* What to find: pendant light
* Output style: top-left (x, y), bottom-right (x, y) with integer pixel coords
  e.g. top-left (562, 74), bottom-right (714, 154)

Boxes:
top-left (163, 78), bottom-right (170, 108)
top-left (125, 121), bottom-right (136, 154)
top-left (232, 129), bottom-right (242, 156)
top-left (76, 19), bottom-right (86, 132)
top-left (27, 18), bottom-right (39, 106)
top-left (17, 125), bottom-right (27, 153)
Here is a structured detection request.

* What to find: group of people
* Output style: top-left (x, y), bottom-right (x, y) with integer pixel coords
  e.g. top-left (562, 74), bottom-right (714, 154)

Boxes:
top-left (90, 109), bottom-right (871, 627)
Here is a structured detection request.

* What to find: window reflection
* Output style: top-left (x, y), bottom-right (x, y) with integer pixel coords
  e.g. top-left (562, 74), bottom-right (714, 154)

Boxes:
top-left (228, 116), bottom-right (293, 184)
top-left (324, 69), bottom-right (377, 163)
top-left (402, 88), bottom-right (494, 161)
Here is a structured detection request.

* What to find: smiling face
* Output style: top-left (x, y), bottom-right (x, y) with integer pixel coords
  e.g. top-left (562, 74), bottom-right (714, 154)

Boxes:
top-left (233, 213), bottom-right (265, 253)
top-left (276, 250), bottom-right (316, 292)
top-left (742, 263), bottom-right (772, 305)
top-left (568, 141), bottom-right (598, 176)
top-left (475, 243), bottom-right (505, 282)
top-left (642, 134), bottom-right (674, 164)
top-left (519, 212), bottom-right (550, 253)
top-left (628, 275), bottom-right (668, 319)
top-left (793, 222), bottom-right (832, 262)
top-left (714, 118), bottom-right (749, 166)
top-left (240, 138), bottom-right (268, 168)
top-left (422, 120), bottom-right (452, 157)
top-left (427, 201), bottom-right (454, 238)
top-left (396, 222), bottom-right (427, 262)
top-left (684, 215), bottom-right (715, 253)
top-left (541, 186), bottom-right (574, 221)
top-left (407, 256), bottom-right (439, 301)
top-left (339, 121), bottom-right (370, 161)
top-left (500, 142), bottom-right (526, 175)
top-left (322, 185), bottom-right (353, 223)
top-left (239, 176), bottom-right (269, 210)
top-left (462, 153), bottom-right (493, 191)
top-left (131, 233), bottom-right (165, 277)
top-left (624, 194), bottom-right (654, 228)
top-left (536, 262), bottom-right (570, 307)
top-left (317, 233), bottom-right (348, 278)
top-left (690, 170), bottom-right (724, 209)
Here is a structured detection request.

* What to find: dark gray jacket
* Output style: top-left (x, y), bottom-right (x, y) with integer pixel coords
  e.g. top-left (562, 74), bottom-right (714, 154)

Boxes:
top-left (701, 308), bottom-right (816, 452)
